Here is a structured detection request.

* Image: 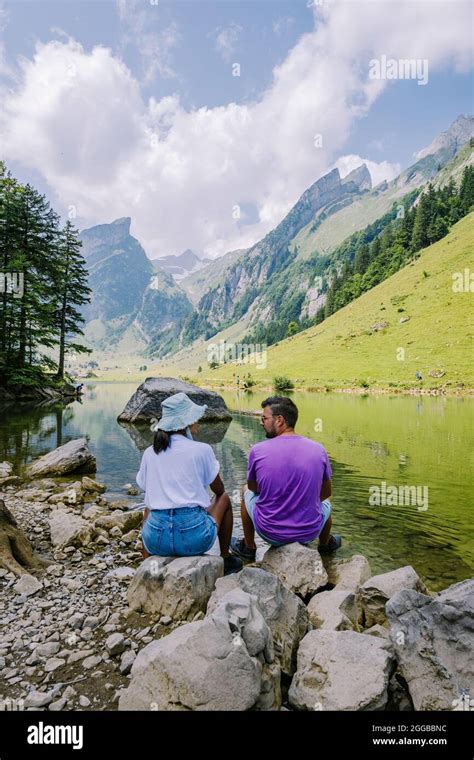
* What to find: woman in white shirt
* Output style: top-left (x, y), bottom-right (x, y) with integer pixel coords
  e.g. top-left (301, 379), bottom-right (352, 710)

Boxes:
top-left (136, 392), bottom-right (242, 576)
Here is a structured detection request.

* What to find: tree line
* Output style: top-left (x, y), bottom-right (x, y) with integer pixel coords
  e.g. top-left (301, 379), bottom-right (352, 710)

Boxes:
top-left (243, 165), bottom-right (473, 349)
top-left (0, 162), bottom-right (91, 388)
top-left (322, 166), bottom-right (474, 319)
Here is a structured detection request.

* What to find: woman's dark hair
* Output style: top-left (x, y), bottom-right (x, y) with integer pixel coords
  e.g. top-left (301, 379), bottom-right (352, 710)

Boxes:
top-left (261, 396), bottom-right (298, 428)
top-left (153, 429), bottom-right (184, 454)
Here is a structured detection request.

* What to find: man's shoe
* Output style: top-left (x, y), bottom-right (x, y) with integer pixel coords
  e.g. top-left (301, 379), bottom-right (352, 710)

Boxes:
top-left (230, 536), bottom-right (256, 562)
top-left (318, 534), bottom-right (342, 554)
top-left (223, 555), bottom-right (243, 575)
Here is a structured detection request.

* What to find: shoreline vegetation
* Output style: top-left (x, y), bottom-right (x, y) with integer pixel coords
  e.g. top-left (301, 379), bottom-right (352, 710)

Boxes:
top-left (57, 374), bottom-right (473, 397)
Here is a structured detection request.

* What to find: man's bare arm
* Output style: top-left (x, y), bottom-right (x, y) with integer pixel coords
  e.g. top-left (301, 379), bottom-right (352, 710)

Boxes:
top-left (320, 478), bottom-right (332, 502)
top-left (247, 479), bottom-right (259, 494)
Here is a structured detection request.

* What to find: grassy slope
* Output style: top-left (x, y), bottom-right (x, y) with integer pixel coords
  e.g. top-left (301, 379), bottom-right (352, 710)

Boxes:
top-left (196, 213), bottom-right (474, 390)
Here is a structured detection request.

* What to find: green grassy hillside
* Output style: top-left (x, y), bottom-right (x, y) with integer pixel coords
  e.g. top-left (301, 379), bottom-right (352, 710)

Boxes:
top-left (198, 213), bottom-right (474, 391)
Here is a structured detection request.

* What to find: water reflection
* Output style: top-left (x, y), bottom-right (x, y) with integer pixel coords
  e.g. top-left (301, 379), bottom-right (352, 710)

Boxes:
top-left (0, 382), bottom-right (472, 590)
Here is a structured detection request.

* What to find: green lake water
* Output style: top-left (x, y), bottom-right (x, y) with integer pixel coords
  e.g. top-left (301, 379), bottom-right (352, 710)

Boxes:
top-left (1, 382), bottom-right (472, 591)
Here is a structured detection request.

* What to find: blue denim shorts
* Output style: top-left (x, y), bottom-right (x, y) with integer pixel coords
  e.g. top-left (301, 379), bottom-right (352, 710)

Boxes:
top-left (244, 489), bottom-right (332, 546)
top-left (141, 506), bottom-right (218, 557)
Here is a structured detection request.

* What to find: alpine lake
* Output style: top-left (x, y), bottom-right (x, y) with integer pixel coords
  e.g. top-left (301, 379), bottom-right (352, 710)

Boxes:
top-left (1, 382), bottom-right (472, 592)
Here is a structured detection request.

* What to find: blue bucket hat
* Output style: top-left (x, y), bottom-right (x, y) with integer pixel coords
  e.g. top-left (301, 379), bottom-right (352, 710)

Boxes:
top-left (150, 392), bottom-right (208, 432)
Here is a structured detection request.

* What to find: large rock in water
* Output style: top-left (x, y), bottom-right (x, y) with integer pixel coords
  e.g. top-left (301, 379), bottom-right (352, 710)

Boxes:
top-left (26, 438), bottom-right (96, 478)
top-left (117, 377), bottom-right (232, 424)
top-left (386, 578), bottom-right (474, 711)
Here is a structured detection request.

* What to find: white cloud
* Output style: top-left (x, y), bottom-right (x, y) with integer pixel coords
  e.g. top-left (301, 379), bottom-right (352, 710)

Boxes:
top-left (272, 17), bottom-right (295, 35)
top-left (0, 0), bottom-right (472, 259)
top-left (335, 154), bottom-right (401, 187)
top-left (117, 0), bottom-right (180, 83)
top-left (213, 23), bottom-right (243, 63)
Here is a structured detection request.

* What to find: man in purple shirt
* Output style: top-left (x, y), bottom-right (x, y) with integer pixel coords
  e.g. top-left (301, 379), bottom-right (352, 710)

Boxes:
top-left (231, 396), bottom-right (341, 561)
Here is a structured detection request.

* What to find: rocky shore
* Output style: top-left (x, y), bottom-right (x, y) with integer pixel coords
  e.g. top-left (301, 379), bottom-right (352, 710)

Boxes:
top-left (0, 442), bottom-right (472, 712)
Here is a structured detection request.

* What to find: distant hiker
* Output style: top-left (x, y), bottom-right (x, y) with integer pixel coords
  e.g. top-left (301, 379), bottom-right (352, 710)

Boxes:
top-left (136, 392), bottom-right (242, 576)
top-left (75, 383), bottom-right (84, 395)
top-left (231, 396), bottom-right (341, 561)
top-left (416, 372), bottom-right (423, 381)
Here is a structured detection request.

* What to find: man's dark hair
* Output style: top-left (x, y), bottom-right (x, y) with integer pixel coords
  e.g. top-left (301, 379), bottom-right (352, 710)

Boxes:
top-left (261, 396), bottom-right (298, 428)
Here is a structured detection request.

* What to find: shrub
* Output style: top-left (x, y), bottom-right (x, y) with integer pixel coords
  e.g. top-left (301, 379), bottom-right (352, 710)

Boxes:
top-left (273, 375), bottom-right (295, 391)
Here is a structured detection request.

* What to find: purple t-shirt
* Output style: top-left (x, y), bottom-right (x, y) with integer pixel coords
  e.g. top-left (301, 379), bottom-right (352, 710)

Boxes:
top-left (247, 435), bottom-right (332, 543)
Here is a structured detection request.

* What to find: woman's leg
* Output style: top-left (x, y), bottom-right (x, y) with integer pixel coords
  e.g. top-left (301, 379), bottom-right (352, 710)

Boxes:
top-left (208, 492), bottom-right (233, 557)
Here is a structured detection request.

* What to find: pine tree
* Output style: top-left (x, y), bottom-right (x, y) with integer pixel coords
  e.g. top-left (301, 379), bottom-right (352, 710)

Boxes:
top-left (354, 243), bottom-right (370, 274)
top-left (459, 165), bottom-right (474, 214)
top-left (54, 221), bottom-right (92, 379)
top-left (411, 195), bottom-right (431, 253)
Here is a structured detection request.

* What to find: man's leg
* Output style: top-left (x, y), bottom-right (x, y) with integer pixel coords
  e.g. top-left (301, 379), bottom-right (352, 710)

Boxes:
top-left (317, 515), bottom-right (332, 547)
top-left (240, 486), bottom-right (256, 550)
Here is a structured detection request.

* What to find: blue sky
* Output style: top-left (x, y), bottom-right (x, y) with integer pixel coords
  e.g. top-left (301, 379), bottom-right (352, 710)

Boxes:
top-left (0, 0), bottom-right (472, 257)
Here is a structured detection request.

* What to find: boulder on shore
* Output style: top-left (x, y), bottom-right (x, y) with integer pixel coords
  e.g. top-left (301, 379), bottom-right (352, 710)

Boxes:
top-left (26, 438), bottom-right (96, 478)
top-left (119, 589), bottom-right (279, 711)
top-left (261, 543), bottom-right (328, 599)
top-left (288, 629), bottom-right (394, 711)
top-left (117, 377), bottom-right (232, 424)
top-left (127, 555), bottom-right (223, 621)
top-left (206, 566), bottom-right (309, 676)
top-left (386, 578), bottom-right (474, 711)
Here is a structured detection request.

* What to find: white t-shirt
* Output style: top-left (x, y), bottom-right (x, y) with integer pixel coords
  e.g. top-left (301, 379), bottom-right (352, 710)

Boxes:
top-left (136, 435), bottom-right (220, 510)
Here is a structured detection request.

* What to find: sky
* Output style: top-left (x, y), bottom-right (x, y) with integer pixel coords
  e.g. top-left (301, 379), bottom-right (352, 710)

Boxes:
top-left (0, 0), bottom-right (472, 260)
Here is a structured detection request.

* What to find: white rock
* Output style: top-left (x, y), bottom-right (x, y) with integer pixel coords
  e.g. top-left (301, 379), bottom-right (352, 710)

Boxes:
top-left (289, 630), bottom-right (394, 710)
top-left (24, 689), bottom-right (55, 708)
top-left (49, 698), bottom-right (67, 711)
top-left (207, 566), bottom-right (309, 675)
top-left (327, 554), bottom-right (372, 593)
top-left (105, 566), bottom-right (135, 580)
top-left (120, 650), bottom-right (136, 675)
top-left (307, 589), bottom-right (358, 631)
top-left (261, 543), bottom-right (328, 598)
top-left (44, 657), bottom-right (65, 672)
top-left (13, 574), bottom-right (43, 597)
top-left (127, 555), bottom-right (223, 621)
top-left (48, 509), bottom-right (94, 549)
top-left (386, 578), bottom-right (474, 710)
top-left (106, 633), bottom-right (126, 656)
top-left (26, 438), bottom-right (96, 478)
top-left (119, 589), bottom-right (277, 711)
top-left (82, 655), bottom-right (102, 670)
top-left (359, 566), bottom-right (427, 627)
top-left (35, 642), bottom-right (61, 658)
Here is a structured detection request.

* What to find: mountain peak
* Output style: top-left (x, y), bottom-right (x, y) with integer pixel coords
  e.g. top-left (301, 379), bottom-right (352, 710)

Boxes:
top-left (416, 114), bottom-right (473, 161)
top-left (80, 217), bottom-right (132, 257)
top-left (341, 163), bottom-right (372, 192)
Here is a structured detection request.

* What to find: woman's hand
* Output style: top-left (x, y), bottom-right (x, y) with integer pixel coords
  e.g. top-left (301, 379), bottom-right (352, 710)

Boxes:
top-left (143, 507), bottom-right (150, 524)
